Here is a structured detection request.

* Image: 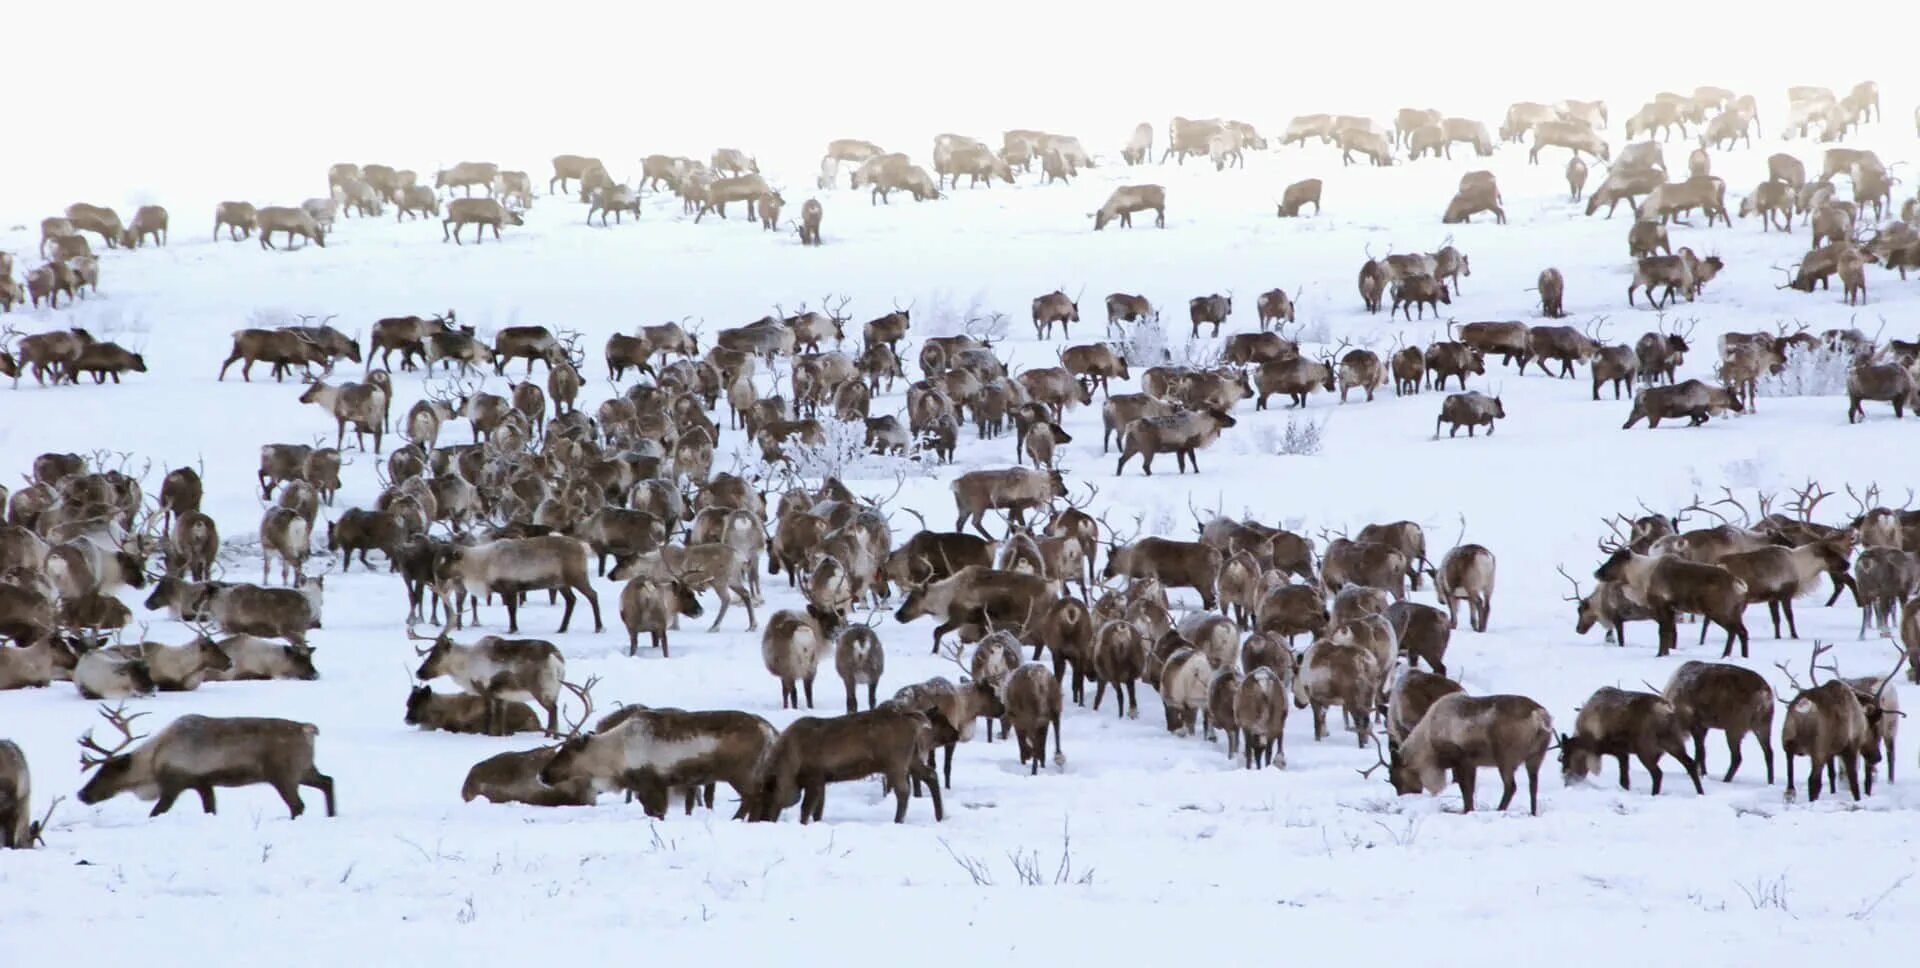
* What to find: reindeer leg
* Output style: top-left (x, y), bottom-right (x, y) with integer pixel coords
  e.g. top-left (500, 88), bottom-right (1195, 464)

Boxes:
top-left (1454, 765), bottom-right (1477, 813)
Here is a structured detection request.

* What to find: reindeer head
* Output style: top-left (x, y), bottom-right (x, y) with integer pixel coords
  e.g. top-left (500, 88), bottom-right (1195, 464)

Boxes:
top-left (74, 702), bottom-right (150, 805)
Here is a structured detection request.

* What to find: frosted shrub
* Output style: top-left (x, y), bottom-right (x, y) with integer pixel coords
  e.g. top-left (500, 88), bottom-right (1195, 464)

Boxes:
top-left (1115, 315), bottom-right (1171, 366)
top-left (1756, 343), bottom-right (1855, 397)
top-left (746, 418), bottom-right (935, 485)
top-left (1293, 317), bottom-right (1332, 346)
top-left (1252, 413), bottom-right (1329, 456)
top-left (779, 418), bottom-right (869, 480)
top-left (918, 289), bottom-right (1002, 341)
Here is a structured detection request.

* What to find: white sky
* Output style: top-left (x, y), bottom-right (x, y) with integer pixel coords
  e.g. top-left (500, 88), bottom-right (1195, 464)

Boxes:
top-left (6, 0), bottom-right (1916, 222)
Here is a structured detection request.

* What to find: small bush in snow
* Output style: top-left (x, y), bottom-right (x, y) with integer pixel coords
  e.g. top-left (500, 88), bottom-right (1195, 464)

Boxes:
top-left (1272, 414), bottom-right (1329, 456)
top-left (1756, 344), bottom-right (1855, 397)
top-left (1293, 317), bottom-right (1333, 346)
top-left (740, 419), bottom-right (936, 487)
top-left (1115, 315), bottom-right (1172, 366)
top-left (918, 289), bottom-right (1003, 342)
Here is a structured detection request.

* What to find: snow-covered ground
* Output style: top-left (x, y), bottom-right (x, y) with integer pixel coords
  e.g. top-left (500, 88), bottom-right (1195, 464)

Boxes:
top-left (5, 86), bottom-right (1920, 964)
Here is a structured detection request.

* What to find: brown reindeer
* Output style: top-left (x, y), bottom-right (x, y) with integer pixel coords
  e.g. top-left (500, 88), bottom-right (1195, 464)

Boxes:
top-left (1377, 692), bottom-right (1554, 814)
top-left (1559, 687), bottom-right (1703, 795)
top-left (1775, 643), bottom-right (1892, 801)
top-left (77, 705), bottom-right (335, 819)
top-left (1594, 547), bottom-right (1750, 657)
top-left (1662, 660), bottom-right (1775, 783)
top-left (1115, 409), bottom-right (1237, 476)
top-left (1091, 185), bottom-right (1165, 230)
top-left (750, 706), bottom-right (943, 824)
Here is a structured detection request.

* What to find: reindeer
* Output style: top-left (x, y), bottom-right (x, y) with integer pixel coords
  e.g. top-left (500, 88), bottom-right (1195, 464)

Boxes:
top-left (442, 198), bottom-right (524, 244)
top-left (1622, 379), bottom-right (1742, 428)
top-left (1435, 391), bottom-right (1506, 438)
top-left (1293, 638), bottom-right (1380, 747)
top-left (1775, 643), bottom-right (1895, 801)
top-left (1635, 324), bottom-right (1693, 385)
top-left (1436, 542), bottom-right (1495, 632)
top-left (1105, 536), bottom-right (1225, 610)
top-left (1115, 409), bottom-right (1237, 476)
top-left (438, 536), bottom-right (603, 634)
top-left (1390, 274), bottom-right (1450, 320)
top-left (1031, 290), bottom-right (1080, 339)
top-left (1856, 548), bottom-right (1920, 638)
top-left (76, 703), bottom-right (335, 818)
top-left (1526, 319), bottom-right (1604, 377)
top-left (893, 566), bottom-right (1053, 654)
top-left (1091, 185), bottom-right (1166, 230)
top-left (750, 705), bottom-right (943, 824)
top-left (1442, 180), bottom-right (1505, 224)
top-left (1372, 692), bottom-right (1554, 813)
top-left (1559, 687), bottom-right (1703, 796)
top-left (1385, 665), bottom-right (1463, 746)
top-left (1847, 362), bottom-right (1915, 422)
top-left (1276, 178), bottom-right (1322, 218)
top-left (298, 380), bottom-right (387, 453)
top-left (1594, 546), bottom-right (1750, 657)
top-left (1188, 293), bottom-right (1231, 338)
top-left (1662, 661), bottom-right (1775, 783)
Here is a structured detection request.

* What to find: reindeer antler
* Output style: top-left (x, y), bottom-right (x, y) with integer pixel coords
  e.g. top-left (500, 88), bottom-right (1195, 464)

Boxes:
top-left (77, 702), bottom-right (148, 771)
top-left (1555, 564), bottom-right (1585, 602)
top-left (1713, 486), bottom-right (1752, 526)
top-left (559, 676), bottom-right (601, 739)
top-left (1777, 640), bottom-right (1836, 696)
top-left (1356, 739), bottom-right (1392, 779)
top-left (1787, 479), bottom-right (1832, 523)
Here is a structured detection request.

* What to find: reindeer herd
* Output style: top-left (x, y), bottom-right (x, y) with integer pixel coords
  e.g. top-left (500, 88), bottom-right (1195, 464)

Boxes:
top-left (3, 82), bottom-right (1920, 851)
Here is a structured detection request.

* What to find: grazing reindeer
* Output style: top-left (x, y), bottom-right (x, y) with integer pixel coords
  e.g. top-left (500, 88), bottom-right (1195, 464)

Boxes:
top-left (1536, 268), bottom-right (1566, 318)
top-left (1004, 663), bottom-right (1064, 774)
top-left (76, 704), bottom-right (336, 819)
top-left (1091, 185), bottom-right (1166, 230)
top-left (1373, 692), bottom-right (1554, 814)
top-left (1276, 178), bottom-right (1322, 217)
top-left (1559, 687), bottom-right (1703, 795)
top-left (1662, 661), bottom-right (1776, 783)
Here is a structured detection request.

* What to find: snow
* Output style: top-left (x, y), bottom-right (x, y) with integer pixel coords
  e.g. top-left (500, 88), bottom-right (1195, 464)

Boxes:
top-left (5, 86), bottom-right (1920, 962)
